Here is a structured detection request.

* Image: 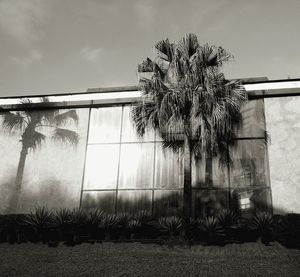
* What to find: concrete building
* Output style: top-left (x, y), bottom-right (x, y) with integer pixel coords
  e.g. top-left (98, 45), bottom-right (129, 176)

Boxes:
top-left (0, 78), bottom-right (299, 216)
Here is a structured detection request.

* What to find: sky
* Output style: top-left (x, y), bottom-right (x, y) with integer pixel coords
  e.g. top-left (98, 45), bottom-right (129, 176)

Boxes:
top-left (0, 0), bottom-right (300, 97)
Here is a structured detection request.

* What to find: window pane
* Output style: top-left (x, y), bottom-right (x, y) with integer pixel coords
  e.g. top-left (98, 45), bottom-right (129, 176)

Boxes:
top-left (155, 143), bottom-right (184, 189)
top-left (81, 191), bottom-right (116, 213)
top-left (118, 143), bottom-right (154, 189)
top-left (121, 106), bottom-right (155, 142)
top-left (192, 157), bottom-right (228, 188)
top-left (88, 107), bottom-right (122, 143)
top-left (230, 187), bottom-right (272, 216)
top-left (230, 139), bottom-right (269, 188)
top-left (154, 190), bottom-right (183, 217)
top-left (193, 190), bottom-right (228, 218)
top-left (84, 145), bottom-right (119, 189)
top-left (236, 99), bottom-right (266, 138)
top-left (117, 190), bottom-right (152, 213)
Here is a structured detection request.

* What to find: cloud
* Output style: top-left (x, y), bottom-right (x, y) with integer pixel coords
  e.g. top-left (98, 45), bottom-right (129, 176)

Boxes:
top-left (0, 0), bottom-right (48, 45)
top-left (10, 50), bottom-right (43, 68)
top-left (79, 46), bottom-right (104, 62)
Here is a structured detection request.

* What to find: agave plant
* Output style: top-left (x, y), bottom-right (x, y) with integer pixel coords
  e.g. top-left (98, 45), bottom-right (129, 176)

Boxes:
top-left (69, 208), bottom-right (87, 226)
top-left (23, 207), bottom-right (54, 242)
top-left (135, 210), bottom-right (153, 225)
top-left (82, 208), bottom-right (104, 239)
top-left (218, 210), bottom-right (240, 228)
top-left (116, 213), bottom-right (132, 239)
top-left (100, 214), bottom-right (120, 241)
top-left (135, 210), bottom-right (156, 238)
top-left (52, 208), bottom-right (73, 241)
top-left (198, 216), bottom-right (225, 244)
top-left (117, 213), bottom-right (131, 228)
top-left (159, 216), bottom-right (183, 237)
top-left (128, 219), bottom-right (141, 239)
top-left (249, 212), bottom-right (274, 245)
top-left (66, 208), bottom-right (88, 244)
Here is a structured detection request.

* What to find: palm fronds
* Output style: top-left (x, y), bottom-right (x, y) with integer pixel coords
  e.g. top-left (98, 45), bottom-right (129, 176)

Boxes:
top-left (1, 111), bottom-right (26, 133)
top-left (133, 33), bottom-right (247, 161)
top-left (53, 110), bottom-right (79, 126)
top-left (52, 128), bottom-right (79, 146)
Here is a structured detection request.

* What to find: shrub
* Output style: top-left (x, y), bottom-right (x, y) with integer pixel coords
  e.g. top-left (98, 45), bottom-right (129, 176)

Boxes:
top-left (249, 212), bottom-right (274, 245)
top-left (198, 216), bottom-right (225, 245)
top-left (23, 207), bottom-right (54, 243)
top-left (134, 210), bottom-right (157, 239)
top-left (159, 216), bottom-right (183, 237)
top-left (100, 214), bottom-right (119, 241)
top-left (85, 209), bottom-right (104, 239)
top-left (52, 208), bottom-right (73, 241)
top-left (218, 210), bottom-right (240, 228)
top-left (128, 219), bottom-right (141, 239)
top-left (116, 213), bottom-right (131, 239)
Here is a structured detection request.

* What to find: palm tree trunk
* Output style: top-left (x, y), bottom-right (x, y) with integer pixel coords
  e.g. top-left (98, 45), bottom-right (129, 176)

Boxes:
top-left (8, 145), bottom-right (28, 213)
top-left (205, 149), bottom-right (213, 188)
top-left (183, 137), bottom-right (192, 226)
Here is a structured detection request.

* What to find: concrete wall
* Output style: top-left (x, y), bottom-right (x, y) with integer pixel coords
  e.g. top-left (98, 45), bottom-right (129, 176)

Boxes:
top-left (265, 96), bottom-right (300, 214)
top-left (0, 108), bottom-right (89, 213)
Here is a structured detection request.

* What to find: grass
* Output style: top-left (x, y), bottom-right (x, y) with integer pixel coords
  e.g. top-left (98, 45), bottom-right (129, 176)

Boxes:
top-left (0, 242), bottom-right (299, 276)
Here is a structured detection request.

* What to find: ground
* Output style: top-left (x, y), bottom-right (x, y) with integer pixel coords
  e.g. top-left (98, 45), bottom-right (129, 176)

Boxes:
top-left (0, 242), bottom-right (299, 276)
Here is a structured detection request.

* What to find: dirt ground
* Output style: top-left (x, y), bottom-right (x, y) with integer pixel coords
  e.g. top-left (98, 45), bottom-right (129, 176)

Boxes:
top-left (0, 241), bottom-right (299, 276)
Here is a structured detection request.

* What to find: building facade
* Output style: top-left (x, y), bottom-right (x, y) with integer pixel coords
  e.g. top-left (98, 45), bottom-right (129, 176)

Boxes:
top-left (0, 78), bottom-right (299, 216)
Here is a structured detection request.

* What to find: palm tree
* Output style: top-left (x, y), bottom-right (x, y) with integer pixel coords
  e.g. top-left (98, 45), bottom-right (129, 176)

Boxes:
top-left (1, 98), bottom-right (79, 212)
top-left (132, 34), bottom-right (247, 223)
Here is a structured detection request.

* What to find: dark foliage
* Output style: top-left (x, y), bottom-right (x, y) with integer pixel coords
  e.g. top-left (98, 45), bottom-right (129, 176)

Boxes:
top-left (0, 209), bottom-right (299, 248)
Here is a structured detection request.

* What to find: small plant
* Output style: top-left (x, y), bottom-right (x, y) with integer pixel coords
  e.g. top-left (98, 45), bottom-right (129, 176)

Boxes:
top-left (117, 212), bottom-right (131, 228)
top-left (86, 209), bottom-right (104, 239)
top-left (52, 208), bottom-right (73, 242)
top-left (218, 210), bottom-right (240, 228)
top-left (116, 213), bottom-right (131, 239)
top-left (198, 216), bottom-right (225, 245)
top-left (53, 209), bottom-right (72, 227)
top-left (135, 210), bottom-right (152, 225)
top-left (249, 212), bottom-right (274, 245)
top-left (101, 214), bottom-right (119, 241)
top-left (159, 216), bottom-right (183, 237)
top-left (135, 210), bottom-right (156, 239)
top-left (61, 208), bottom-right (88, 245)
top-left (23, 207), bottom-right (54, 242)
top-left (128, 219), bottom-right (141, 239)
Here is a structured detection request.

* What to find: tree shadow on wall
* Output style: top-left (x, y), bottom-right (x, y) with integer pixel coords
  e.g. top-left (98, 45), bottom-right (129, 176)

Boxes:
top-left (1, 177), bottom-right (78, 214)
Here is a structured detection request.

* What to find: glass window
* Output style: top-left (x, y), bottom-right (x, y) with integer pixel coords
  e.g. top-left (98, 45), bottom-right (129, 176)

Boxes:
top-left (121, 106), bottom-right (155, 142)
top-left (155, 143), bottom-right (184, 189)
top-left (230, 187), bottom-right (272, 215)
top-left (192, 157), bottom-right (228, 188)
top-left (88, 107), bottom-right (122, 143)
top-left (192, 189), bottom-right (228, 218)
top-left (154, 190), bottom-right (183, 217)
top-left (83, 145), bottom-right (119, 189)
top-left (230, 139), bottom-right (269, 188)
top-left (118, 143), bottom-right (154, 189)
top-left (236, 99), bottom-right (266, 138)
top-left (117, 190), bottom-right (152, 213)
top-left (81, 191), bottom-right (116, 213)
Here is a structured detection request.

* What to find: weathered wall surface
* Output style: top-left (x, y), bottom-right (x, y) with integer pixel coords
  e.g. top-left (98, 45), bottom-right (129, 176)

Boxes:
top-left (0, 108), bottom-right (89, 213)
top-left (265, 96), bottom-right (300, 214)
